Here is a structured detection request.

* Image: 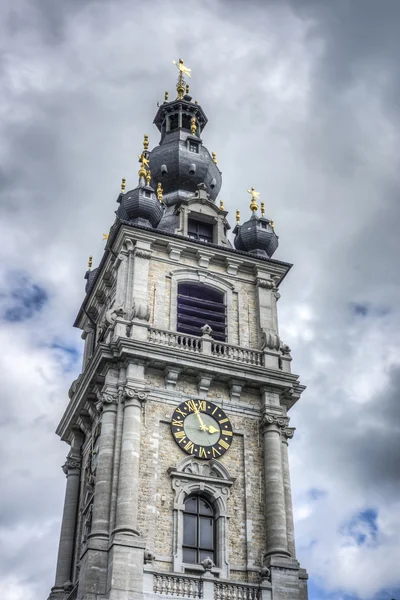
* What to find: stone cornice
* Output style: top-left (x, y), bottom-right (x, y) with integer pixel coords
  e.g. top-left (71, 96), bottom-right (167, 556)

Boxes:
top-left (56, 338), bottom-right (305, 442)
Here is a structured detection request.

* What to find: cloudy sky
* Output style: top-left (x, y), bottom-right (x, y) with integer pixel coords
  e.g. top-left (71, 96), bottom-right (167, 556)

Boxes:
top-left (1, 1), bottom-right (400, 599)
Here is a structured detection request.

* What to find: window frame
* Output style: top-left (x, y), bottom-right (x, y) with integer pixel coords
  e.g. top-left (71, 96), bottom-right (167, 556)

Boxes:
top-left (182, 495), bottom-right (216, 565)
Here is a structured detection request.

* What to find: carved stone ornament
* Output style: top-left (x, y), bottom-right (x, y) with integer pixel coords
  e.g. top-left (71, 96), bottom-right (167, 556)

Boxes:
top-left (201, 557), bottom-right (214, 571)
top-left (131, 300), bottom-right (150, 321)
top-left (95, 392), bottom-right (118, 412)
top-left (182, 460), bottom-right (222, 478)
top-left (62, 457), bottom-right (81, 475)
top-left (280, 343), bottom-right (291, 356)
top-left (144, 549), bottom-right (156, 564)
top-left (201, 323), bottom-right (213, 337)
top-left (259, 566), bottom-right (271, 581)
top-left (261, 331), bottom-right (281, 351)
top-left (256, 278), bottom-right (274, 289)
top-left (262, 413), bottom-right (289, 429)
top-left (134, 248), bottom-right (152, 260)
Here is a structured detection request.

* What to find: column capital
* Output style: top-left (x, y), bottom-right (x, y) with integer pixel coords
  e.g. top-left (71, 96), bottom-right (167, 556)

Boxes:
top-left (122, 387), bottom-right (149, 406)
top-left (282, 427), bottom-right (296, 442)
top-left (62, 456), bottom-right (81, 476)
top-left (262, 412), bottom-right (289, 430)
top-left (95, 391), bottom-right (118, 412)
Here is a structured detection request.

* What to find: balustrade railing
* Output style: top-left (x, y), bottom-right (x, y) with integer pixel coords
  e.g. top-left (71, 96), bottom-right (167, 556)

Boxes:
top-left (153, 573), bottom-right (203, 598)
top-left (214, 582), bottom-right (260, 600)
top-left (211, 342), bottom-right (263, 366)
top-left (148, 328), bottom-right (264, 367)
top-left (148, 329), bottom-right (203, 353)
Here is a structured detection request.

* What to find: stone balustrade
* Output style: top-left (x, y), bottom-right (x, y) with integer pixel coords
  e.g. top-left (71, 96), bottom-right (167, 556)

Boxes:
top-left (214, 582), bottom-right (261, 600)
top-left (153, 573), bottom-right (203, 598)
top-left (148, 328), bottom-right (265, 368)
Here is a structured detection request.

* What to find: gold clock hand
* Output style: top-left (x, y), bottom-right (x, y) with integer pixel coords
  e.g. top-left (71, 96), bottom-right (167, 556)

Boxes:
top-left (193, 403), bottom-right (207, 430)
top-left (207, 425), bottom-right (219, 435)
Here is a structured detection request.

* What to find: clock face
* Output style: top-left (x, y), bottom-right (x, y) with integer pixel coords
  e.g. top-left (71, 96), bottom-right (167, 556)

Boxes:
top-left (171, 400), bottom-right (233, 459)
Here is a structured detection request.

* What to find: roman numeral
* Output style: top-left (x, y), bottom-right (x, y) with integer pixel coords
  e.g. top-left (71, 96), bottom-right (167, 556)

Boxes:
top-left (212, 447), bottom-right (221, 457)
top-left (176, 408), bottom-right (187, 418)
top-left (224, 430), bottom-right (233, 436)
top-left (219, 418), bottom-right (229, 424)
top-left (199, 447), bottom-right (208, 458)
top-left (198, 400), bottom-right (206, 411)
top-left (185, 400), bottom-right (197, 412)
top-left (172, 419), bottom-right (184, 427)
top-left (212, 406), bottom-right (218, 415)
top-left (219, 439), bottom-right (230, 450)
top-left (184, 441), bottom-right (195, 454)
top-left (174, 431), bottom-right (186, 439)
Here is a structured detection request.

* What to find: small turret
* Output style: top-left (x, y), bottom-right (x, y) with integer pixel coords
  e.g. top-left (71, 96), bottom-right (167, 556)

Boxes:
top-left (233, 188), bottom-right (278, 258)
top-left (116, 136), bottom-right (164, 228)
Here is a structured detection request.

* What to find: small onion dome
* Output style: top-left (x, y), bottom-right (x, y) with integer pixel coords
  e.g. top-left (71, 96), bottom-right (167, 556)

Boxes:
top-left (116, 181), bottom-right (163, 228)
top-left (233, 213), bottom-right (279, 258)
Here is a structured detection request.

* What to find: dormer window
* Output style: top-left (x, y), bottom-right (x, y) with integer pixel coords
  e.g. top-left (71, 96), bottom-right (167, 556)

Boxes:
top-left (189, 142), bottom-right (199, 153)
top-left (144, 190), bottom-right (151, 198)
top-left (260, 222), bottom-right (267, 229)
top-left (188, 219), bottom-right (213, 243)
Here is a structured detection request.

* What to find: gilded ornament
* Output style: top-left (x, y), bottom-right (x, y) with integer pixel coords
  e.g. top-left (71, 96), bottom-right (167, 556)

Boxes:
top-left (145, 170), bottom-right (151, 185)
top-left (219, 199), bottom-right (224, 210)
top-left (212, 152), bottom-right (217, 164)
top-left (190, 116), bottom-right (197, 135)
top-left (157, 182), bottom-right (163, 203)
top-left (247, 187), bottom-right (260, 212)
top-left (236, 209), bottom-right (240, 223)
top-left (260, 202), bottom-right (265, 217)
top-left (173, 58), bottom-right (191, 99)
top-left (164, 91), bottom-right (169, 101)
top-left (121, 177), bottom-right (126, 193)
top-left (143, 134), bottom-right (149, 150)
top-left (88, 256), bottom-right (93, 269)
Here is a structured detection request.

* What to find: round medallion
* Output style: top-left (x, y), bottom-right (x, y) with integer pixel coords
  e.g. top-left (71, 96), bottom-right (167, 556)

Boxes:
top-left (171, 400), bottom-right (233, 459)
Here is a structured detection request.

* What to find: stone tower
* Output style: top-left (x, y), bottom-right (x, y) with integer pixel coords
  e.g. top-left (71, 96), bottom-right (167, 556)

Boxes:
top-left (48, 61), bottom-right (308, 600)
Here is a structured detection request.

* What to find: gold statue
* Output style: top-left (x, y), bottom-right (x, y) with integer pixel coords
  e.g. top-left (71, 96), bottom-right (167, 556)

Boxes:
top-left (102, 233), bottom-right (109, 241)
top-left (173, 58), bottom-right (191, 99)
top-left (190, 116), bottom-right (197, 135)
top-left (247, 187), bottom-right (260, 212)
top-left (236, 210), bottom-right (240, 223)
top-left (219, 199), bottom-right (224, 210)
top-left (260, 202), bottom-right (265, 217)
top-left (212, 152), bottom-right (217, 164)
top-left (121, 178), bottom-right (126, 193)
top-left (88, 256), bottom-right (93, 269)
top-left (138, 153), bottom-right (149, 168)
top-left (143, 134), bottom-right (149, 150)
top-left (157, 182), bottom-right (163, 203)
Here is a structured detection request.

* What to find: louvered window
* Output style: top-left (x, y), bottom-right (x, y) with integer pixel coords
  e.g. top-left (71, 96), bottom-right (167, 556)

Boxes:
top-left (188, 219), bottom-right (213, 243)
top-left (177, 283), bottom-right (226, 342)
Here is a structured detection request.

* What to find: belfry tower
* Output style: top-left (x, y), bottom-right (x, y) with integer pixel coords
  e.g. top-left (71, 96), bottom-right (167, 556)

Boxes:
top-left (48, 60), bottom-right (308, 600)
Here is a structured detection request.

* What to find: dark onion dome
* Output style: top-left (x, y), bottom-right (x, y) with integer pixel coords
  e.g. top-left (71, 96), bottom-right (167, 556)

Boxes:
top-left (116, 175), bottom-right (164, 228)
top-left (233, 213), bottom-right (279, 258)
top-left (149, 96), bottom-right (222, 205)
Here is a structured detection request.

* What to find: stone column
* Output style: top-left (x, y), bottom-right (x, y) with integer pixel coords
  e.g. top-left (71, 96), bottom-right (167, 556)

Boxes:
top-left (281, 427), bottom-right (296, 558)
top-left (113, 386), bottom-right (149, 537)
top-left (52, 433), bottom-right (83, 590)
top-left (262, 413), bottom-right (290, 557)
top-left (89, 391), bottom-right (118, 540)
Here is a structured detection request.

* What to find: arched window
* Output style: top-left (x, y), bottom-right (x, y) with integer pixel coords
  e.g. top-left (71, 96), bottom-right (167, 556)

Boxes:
top-left (177, 283), bottom-right (226, 341)
top-left (183, 496), bottom-right (215, 564)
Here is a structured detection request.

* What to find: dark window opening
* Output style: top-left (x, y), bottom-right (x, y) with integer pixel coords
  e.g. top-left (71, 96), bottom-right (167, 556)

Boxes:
top-left (170, 113), bottom-right (179, 130)
top-left (183, 496), bottom-right (215, 565)
top-left (182, 114), bottom-right (192, 131)
top-left (177, 283), bottom-right (226, 342)
top-left (260, 222), bottom-right (267, 229)
top-left (189, 142), bottom-right (199, 153)
top-left (188, 219), bottom-right (213, 243)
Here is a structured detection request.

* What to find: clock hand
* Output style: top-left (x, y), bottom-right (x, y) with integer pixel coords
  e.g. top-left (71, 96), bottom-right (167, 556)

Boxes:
top-left (207, 425), bottom-right (219, 435)
top-left (193, 403), bottom-right (207, 431)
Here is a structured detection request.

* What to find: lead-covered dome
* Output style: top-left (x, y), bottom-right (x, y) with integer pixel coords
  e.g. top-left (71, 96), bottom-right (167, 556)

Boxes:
top-left (116, 176), bottom-right (163, 228)
top-left (233, 213), bottom-right (279, 258)
top-left (149, 96), bottom-right (221, 205)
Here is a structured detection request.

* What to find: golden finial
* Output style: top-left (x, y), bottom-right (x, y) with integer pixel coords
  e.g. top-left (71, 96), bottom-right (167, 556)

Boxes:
top-left (190, 116), bottom-right (197, 135)
top-left (186, 84), bottom-right (190, 94)
top-left (173, 58), bottom-right (191, 99)
top-left (145, 170), bottom-right (151, 185)
top-left (212, 152), bottom-right (217, 164)
top-left (194, 100), bottom-right (198, 104)
top-left (157, 182), bottom-right (163, 203)
top-left (102, 233), bottom-right (109, 242)
top-left (143, 134), bottom-right (149, 150)
top-left (165, 91), bottom-right (169, 101)
top-left (121, 178), bottom-right (126, 193)
top-left (88, 256), bottom-right (93, 269)
top-left (219, 199), bottom-right (224, 210)
top-left (236, 210), bottom-right (240, 223)
top-left (260, 202), bottom-right (265, 217)
top-left (270, 219), bottom-right (275, 230)
top-left (247, 187), bottom-right (260, 212)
